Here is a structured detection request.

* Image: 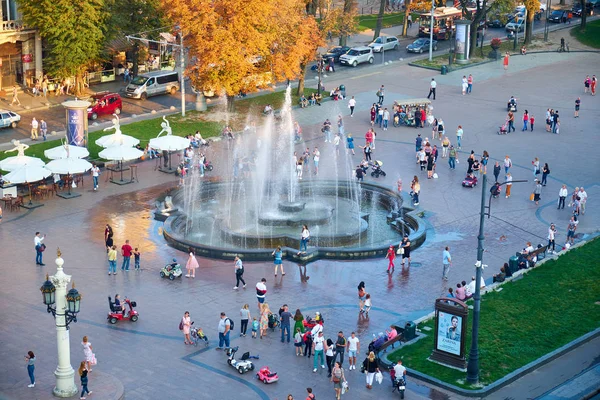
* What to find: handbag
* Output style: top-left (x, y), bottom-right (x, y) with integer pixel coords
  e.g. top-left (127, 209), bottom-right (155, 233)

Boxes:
top-left (341, 380), bottom-right (349, 394)
top-left (396, 247), bottom-right (404, 255)
top-left (375, 371), bottom-right (383, 384)
top-left (179, 319), bottom-right (184, 330)
top-left (90, 353), bottom-right (97, 366)
top-left (530, 193), bottom-right (535, 201)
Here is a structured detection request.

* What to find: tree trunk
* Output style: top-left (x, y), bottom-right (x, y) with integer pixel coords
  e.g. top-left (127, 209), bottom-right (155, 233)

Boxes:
top-left (306, 0), bottom-right (317, 15)
top-left (579, 0), bottom-right (587, 31)
top-left (402, 0), bottom-right (411, 36)
top-left (468, 22), bottom-right (478, 57)
top-left (296, 62), bottom-right (306, 96)
top-left (75, 72), bottom-right (85, 97)
top-left (339, 0), bottom-right (354, 47)
top-left (524, 9), bottom-right (534, 44)
top-left (559, 0), bottom-right (565, 4)
top-left (227, 95), bottom-right (235, 113)
top-left (374, 0), bottom-right (387, 40)
top-left (132, 43), bottom-right (140, 77)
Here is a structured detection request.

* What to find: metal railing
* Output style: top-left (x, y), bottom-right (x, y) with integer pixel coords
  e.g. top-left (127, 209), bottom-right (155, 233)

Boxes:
top-left (1, 20), bottom-right (28, 32)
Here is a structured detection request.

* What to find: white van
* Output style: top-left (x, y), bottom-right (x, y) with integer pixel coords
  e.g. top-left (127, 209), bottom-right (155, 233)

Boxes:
top-left (125, 70), bottom-right (180, 100)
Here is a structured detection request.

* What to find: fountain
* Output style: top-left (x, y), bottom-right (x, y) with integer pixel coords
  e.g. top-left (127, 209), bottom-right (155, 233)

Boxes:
top-left (161, 87), bottom-right (426, 262)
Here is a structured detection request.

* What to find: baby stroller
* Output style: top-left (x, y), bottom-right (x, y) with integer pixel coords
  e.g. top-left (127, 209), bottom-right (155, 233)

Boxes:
top-left (370, 160), bottom-right (387, 178)
top-left (498, 120), bottom-right (508, 135)
top-left (268, 313), bottom-right (280, 331)
top-left (190, 322), bottom-right (209, 347)
top-left (462, 174), bottom-right (478, 188)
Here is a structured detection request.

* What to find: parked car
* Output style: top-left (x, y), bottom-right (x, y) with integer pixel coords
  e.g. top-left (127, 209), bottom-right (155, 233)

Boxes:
top-left (406, 38), bottom-right (438, 53)
top-left (322, 46), bottom-right (351, 63)
top-left (125, 70), bottom-right (180, 100)
top-left (505, 18), bottom-right (525, 32)
top-left (0, 110), bottom-right (20, 129)
top-left (548, 10), bottom-right (572, 23)
top-left (368, 36), bottom-right (399, 52)
top-left (87, 92), bottom-right (122, 120)
top-left (572, 3), bottom-right (594, 16)
top-left (487, 19), bottom-right (506, 28)
top-left (339, 46), bottom-right (374, 67)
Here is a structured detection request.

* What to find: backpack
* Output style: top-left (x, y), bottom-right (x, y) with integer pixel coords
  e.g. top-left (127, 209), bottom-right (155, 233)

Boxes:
top-left (226, 318), bottom-right (235, 331)
top-left (179, 319), bottom-right (184, 331)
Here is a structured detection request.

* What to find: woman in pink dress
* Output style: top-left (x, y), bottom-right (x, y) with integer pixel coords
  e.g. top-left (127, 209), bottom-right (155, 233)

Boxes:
top-left (503, 52), bottom-right (510, 70)
top-left (82, 336), bottom-right (94, 371)
top-left (185, 250), bottom-right (199, 278)
top-left (182, 311), bottom-right (192, 344)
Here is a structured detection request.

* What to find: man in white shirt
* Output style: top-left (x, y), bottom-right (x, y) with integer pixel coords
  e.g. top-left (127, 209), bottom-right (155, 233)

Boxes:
top-left (578, 187), bottom-right (587, 214)
top-left (31, 118), bottom-right (39, 140)
top-left (217, 312), bottom-right (231, 350)
top-left (312, 331), bottom-right (326, 372)
top-left (34, 232), bottom-right (45, 265)
top-left (393, 360), bottom-right (407, 382)
top-left (467, 275), bottom-right (485, 293)
top-left (558, 185), bottom-right (568, 209)
top-left (256, 278), bottom-right (267, 309)
top-left (346, 332), bottom-right (360, 370)
top-left (348, 96), bottom-right (356, 117)
top-left (427, 78), bottom-right (437, 100)
top-left (91, 164), bottom-right (100, 191)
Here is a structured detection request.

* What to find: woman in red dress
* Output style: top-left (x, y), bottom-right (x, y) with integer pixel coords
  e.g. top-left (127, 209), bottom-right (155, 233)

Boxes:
top-left (503, 52), bottom-right (510, 70)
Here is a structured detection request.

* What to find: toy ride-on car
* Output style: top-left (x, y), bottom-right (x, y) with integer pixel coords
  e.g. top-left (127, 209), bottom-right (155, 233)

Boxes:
top-left (227, 346), bottom-right (254, 374)
top-left (462, 174), bottom-right (478, 188)
top-left (107, 296), bottom-right (139, 324)
top-left (256, 366), bottom-right (279, 384)
top-left (160, 258), bottom-right (183, 280)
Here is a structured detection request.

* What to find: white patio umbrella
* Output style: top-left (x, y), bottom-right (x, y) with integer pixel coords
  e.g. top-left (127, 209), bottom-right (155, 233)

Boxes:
top-left (0, 155), bottom-right (45, 171)
top-left (46, 158), bottom-right (93, 197)
top-left (96, 133), bottom-right (139, 148)
top-left (44, 144), bottom-right (90, 160)
top-left (99, 146), bottom-right (143, 182)
top-left (4, 164), bottom-right (51, 206)
top-left (149, 135), bottom-right (190, 171)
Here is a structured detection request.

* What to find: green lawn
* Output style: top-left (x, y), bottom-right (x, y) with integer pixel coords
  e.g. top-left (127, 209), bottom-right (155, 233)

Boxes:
top-left (0, 87), bottom-right (315, 166)
top-left (571, 19), bottom-right (600, 49)
top-left (357, 12), bottom-right (417, 32)
top-left (388, 238), bottom-right (600, 389)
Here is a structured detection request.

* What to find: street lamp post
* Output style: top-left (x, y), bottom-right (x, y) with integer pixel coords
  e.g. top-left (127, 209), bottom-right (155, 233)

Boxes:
top-left (40, 249), bottom-right (82, 397)
top-left (429, 2), bottom-right (436, 61)
top-left (179, 28), bottom-right (186, 117)
top-left (466, 175), bottom-right (527, 383)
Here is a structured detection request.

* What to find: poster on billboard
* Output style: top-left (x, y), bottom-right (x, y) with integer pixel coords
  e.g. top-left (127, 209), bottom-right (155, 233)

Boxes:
top-left (62, 100), bottom-right (90, 148)
top-left (436, 312), bottom-right (462, 356)
top-left (429, 298), bottom-right (468, 369)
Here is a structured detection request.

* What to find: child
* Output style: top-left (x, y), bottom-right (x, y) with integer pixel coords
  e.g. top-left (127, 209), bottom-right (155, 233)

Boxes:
top-left (251, 317), bottom-right (259, 338)
top-left (386, 245), bottom-right (395, 273)
top-left (364, 293), bottom-right (372, 316)
top-left (272, 246), bottom-right (285, 276)
top-left (133, 247), bottom-right (141, 270)
top-left (294, 328), bottom-right (304, 356)
top-left (79, 361), bottom-right (92, 399)
top-left (529, 114), bottom-right (535, 131)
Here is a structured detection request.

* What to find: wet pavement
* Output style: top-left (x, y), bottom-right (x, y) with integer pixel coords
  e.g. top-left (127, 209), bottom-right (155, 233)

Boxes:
top-left (0, 48), bottom-right (599, 400)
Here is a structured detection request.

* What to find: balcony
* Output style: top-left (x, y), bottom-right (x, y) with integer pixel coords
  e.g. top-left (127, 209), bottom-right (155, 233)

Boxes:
top-left (1, 20), bottom-right (28, 32)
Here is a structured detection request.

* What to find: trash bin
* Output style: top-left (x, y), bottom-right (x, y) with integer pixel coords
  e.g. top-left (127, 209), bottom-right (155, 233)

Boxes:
top-left (339, 84), bottom-right (346, 98)
top-left (441, 65), bottom-right (447, 75)
top-left (507, 255), bottom-right (519, 277)
top-left (404, 321), bottom-right (416, 340)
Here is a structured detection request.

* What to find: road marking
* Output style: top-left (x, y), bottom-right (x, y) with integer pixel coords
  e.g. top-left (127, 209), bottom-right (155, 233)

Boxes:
top-left (350, 71), bottom-right (383, 80)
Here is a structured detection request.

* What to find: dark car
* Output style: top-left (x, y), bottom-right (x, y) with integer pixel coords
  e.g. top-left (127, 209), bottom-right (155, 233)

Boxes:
top-left (548, 10), bottom-right (572, 22)
top-left (572, 3), bottom-right (594, 16)
top-left (487, 19), bottom-right (506, 28)
top-left (322, 46), bottom-right (351, 63)
top-left (406, 38), bottom-right (438, 53)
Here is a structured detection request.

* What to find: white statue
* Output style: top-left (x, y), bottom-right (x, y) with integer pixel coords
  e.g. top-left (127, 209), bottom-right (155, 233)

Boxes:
top-left (5, 139), bottom-right (29, 157)
top-left (103, 114), bottom-right (122, 136)
top-left (157, 116), bottom-right (172, 137)
top-left (61, 135), bottom-right (71, 158)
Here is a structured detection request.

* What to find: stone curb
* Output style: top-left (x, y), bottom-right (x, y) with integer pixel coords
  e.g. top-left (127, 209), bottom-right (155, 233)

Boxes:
top-left (388, 234), bottom-right (600, 397)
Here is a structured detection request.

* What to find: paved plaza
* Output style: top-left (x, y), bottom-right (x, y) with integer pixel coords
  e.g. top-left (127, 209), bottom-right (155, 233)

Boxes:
top-left (0, 51), bottom-right (599, 400)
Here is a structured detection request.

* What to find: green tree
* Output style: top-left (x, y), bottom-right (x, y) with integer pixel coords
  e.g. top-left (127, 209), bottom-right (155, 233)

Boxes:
top-left (458, 0), bottom-right (515, 56)
top-left (17, 0), bottom-right (108, 95)
top-left (105, 0), bottom-right (167, 76)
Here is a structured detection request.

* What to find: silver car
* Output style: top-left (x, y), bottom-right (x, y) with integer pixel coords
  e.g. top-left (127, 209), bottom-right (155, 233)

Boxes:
top-left (368, 36), bottom-right (399, 53)
top-left (0, 110), bottom-right (20, 129)
top-left (339, 46), bottom-right (374, 67)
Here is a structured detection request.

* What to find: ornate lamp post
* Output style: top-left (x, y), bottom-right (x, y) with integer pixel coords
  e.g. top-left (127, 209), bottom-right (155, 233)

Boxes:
top-left (40, 249), bottom-right (82, 397)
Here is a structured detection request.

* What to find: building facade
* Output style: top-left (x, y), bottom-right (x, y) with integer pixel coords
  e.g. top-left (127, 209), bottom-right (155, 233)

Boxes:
top-left (0, 0), bottom-right (43, 90)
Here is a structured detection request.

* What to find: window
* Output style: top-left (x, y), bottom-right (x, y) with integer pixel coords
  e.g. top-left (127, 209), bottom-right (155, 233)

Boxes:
top-left (1, 113), bottom-right (9, 120)
top-left (109, 97), bottom-right (117, 104)
top-left (147, 78), bottom-right (155, 86)
top-left (157, 73), bottom-right (178, 84)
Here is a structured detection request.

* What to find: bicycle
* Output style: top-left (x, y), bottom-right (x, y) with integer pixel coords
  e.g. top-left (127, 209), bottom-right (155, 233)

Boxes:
top-left (557, 42), bottom-right (570, 53)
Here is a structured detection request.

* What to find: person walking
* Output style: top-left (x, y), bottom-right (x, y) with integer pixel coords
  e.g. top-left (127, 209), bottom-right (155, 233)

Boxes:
top-left (448, 145), bottom-right (457, 170)
top-left (370, 104), bottom-right (376, 126)
top-left (503, 155), bottom-right (512, 174)
top-left (91, 164), bottom-right (100, 191)
top-left (358, 281), bottom-right (367, 314)
top-left (34, 232), bottom-right (46, 266)
top-left (185, 250), bottom-right (199, 278)
top-left (313, 147), bottom-right (320, 175)
top-left (442, 246), bottom-right (451, 280)
top-left (574, 97), bottom-right (581, 118)
top-left (272, 246), bottom-right (285, 276)
top-left (346, 332), bottom-right (360, 370)
top-left (532, 157), bottom-right (540, 177)
top-left (30, 118), bottom-right (39, 141)
top-left (456, 126), bottom-right (463, 149)
top-left (584, 75), bottom-right (591, 93)
top-left (331, 361), bottom-right (346, 400)
top-left (547, 223), bottom-right (557, 254)
top-left (82, 336), bottom-right (95, 371)
top-left (79, 362), bottom-right (92, 400)
top-left (240, 304), bottom-right (251, 337)
top-left (256, 277), bottom-right (268, 309)
top-left (411, 176), bottom-right (420, 206)
top-left (467, 74), bottom-right (473, 94)
top-left (461, 76), bottom-right (468, 95)
top-left (325, 338), bottom-right (335, 377)
top-left (427, 78), bottom-right (437, 100)
top-left (362, 351), bottom-right (380, 389)
top-left (552, 110), bottom-right (560, 133)
top-left (306, 387), bottom-right (316, 400)
top-left (121, 240), bottom-right (132, 271)
top-left (337, 114), bottom-right (344, 136)
top-left (25, 351), bottom-right (35, 388)
top-left (377, 85), bottom-right (385, 104)
top-left (312, 331), bottom-right (326, 372)
top-left (346, 134), bottom-right (355, 155)
top-left (522, 110), bottom-right (529, 131)
top-left (533, 180), bottom-right (542, 205)
top-left (591, 75), bottom-right (597, 96)
top-left (507, 111), bottom-right (515, 132)
top-left (441, 136), bottom-right (450, 158)
top-left (492, 161), bottom-right (501, 182)
top-left (10, 85), bottom-right (21, 106)
top-left (505, 173), bottom-right (513, 198)
top-left (40, 119), bottom-right (48, 141)
top-left (566, 216), bottom-right (577, 245)
top-left (217, 312), bottom-right (231, 350)
top-left (298, 225), bottom-right (310, 254)
top-left (333, 331), bottom-right (347, 367)
top-left (107, 245), bottom-right (117, 275)
top-left (280, 305), bottom-right (292, 343)
top-left (503, 52), bottom-right (510, 70)
top-left (233, 256), bottom-right (246, 289)
top-left (400, 235), bottom-right (411, 266)
top-left (578, 187), bottom-right (588, 215)
top-left (558, 184), bottom-right (568, 209)
top-left (385, 245), bottom-right (396, 273)
top-left (541, 163), bottom-right (550, 186)
top-left (348, 96), bottom-right (356, 117)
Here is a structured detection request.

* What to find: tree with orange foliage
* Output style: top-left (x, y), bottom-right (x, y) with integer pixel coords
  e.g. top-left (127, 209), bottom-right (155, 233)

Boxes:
top-left (163, 0), bottom-right (319, 111)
